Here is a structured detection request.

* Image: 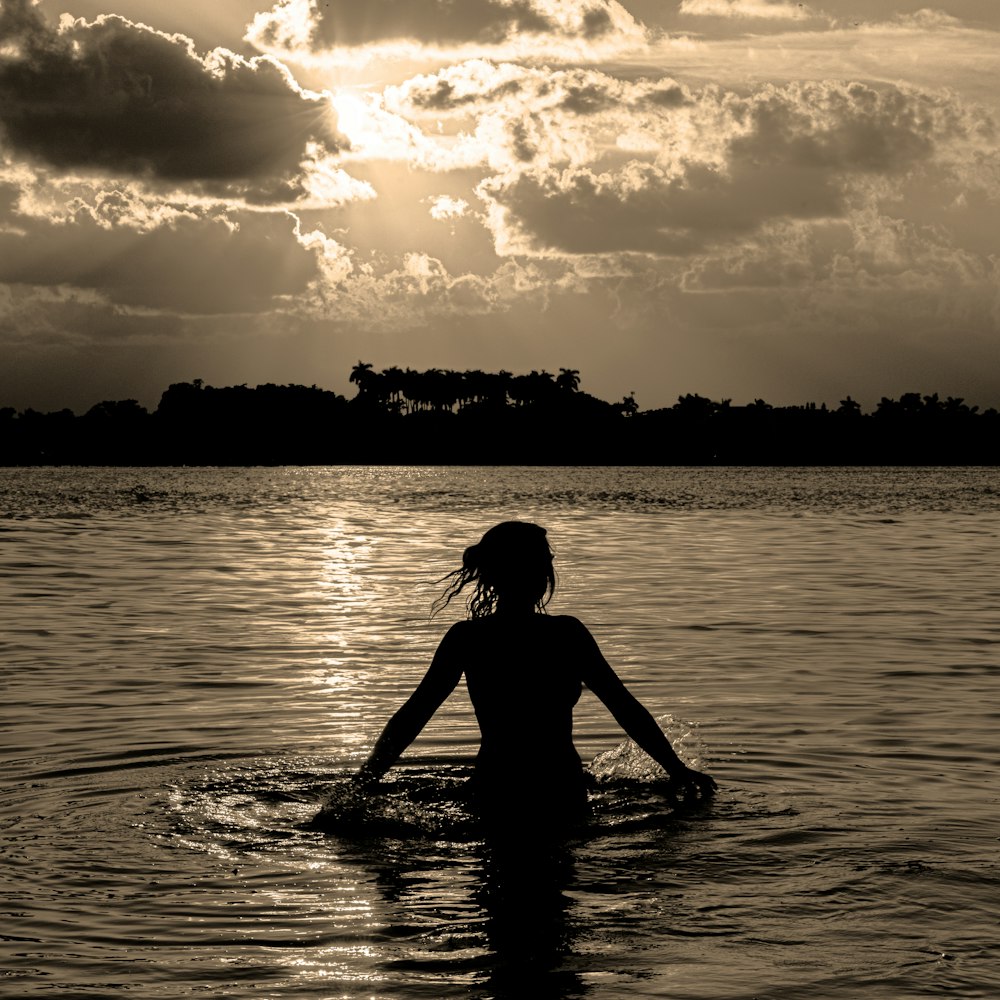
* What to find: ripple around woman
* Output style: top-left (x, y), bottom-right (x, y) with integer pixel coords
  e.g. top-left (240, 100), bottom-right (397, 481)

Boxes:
top-left (352, 521), bottom-right (717, 838)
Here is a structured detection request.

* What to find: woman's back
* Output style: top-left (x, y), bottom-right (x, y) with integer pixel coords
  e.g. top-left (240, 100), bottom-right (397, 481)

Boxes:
top-left (458, 614), bottom-right (590, 822)
top-left (460, 615), bottom-right (584, 768)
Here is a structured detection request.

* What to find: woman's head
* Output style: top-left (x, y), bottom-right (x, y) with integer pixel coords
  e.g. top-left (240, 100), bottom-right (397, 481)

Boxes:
top-left (435, 521), bottom-right (555, 618)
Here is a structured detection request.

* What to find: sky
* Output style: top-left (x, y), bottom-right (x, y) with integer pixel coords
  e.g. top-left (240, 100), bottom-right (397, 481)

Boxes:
top-left (1, 0), bottom-right (998, 413)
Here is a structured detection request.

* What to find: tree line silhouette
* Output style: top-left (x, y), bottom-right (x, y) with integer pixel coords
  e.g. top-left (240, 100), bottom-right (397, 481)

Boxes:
top-left (1, 366), bottom-right (997, 465)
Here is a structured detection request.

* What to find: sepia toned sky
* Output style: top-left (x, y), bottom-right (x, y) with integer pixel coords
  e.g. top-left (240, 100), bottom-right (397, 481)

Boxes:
top-left (2, 0), bottom-right (999, 412)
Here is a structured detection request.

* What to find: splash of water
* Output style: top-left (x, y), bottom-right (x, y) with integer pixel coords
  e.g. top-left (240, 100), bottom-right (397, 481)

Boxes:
top-left (309, 770), bottom-right (479, 840)
top-left (587, 714), bottom-right (706, 783)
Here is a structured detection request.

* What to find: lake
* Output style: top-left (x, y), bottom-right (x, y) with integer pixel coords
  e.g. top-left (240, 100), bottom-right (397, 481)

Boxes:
top-left (2, 466), bottom-right (999, 998)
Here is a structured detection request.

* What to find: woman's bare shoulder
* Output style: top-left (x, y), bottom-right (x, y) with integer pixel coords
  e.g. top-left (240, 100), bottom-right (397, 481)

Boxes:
top-left (445, 614), bottom-right (591, 636)
top-left (443, 618), bottom-right (476, 638)
top-left (548, 613), bottom-right (590, 633)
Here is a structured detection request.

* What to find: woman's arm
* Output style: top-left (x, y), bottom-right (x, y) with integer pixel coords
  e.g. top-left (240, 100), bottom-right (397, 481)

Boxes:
top-left (356, 622), bottom-right (466, 783)
top-left (570, 617), bottom-right (717, 799)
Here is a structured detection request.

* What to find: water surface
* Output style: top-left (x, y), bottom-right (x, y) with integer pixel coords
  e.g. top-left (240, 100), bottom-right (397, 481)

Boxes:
top-left (2, 466), bottom-right (998, 997)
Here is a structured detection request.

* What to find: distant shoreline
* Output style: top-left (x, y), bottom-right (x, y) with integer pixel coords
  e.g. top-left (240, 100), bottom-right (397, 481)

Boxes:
top-left (3, 372), bottom-right (998, 466)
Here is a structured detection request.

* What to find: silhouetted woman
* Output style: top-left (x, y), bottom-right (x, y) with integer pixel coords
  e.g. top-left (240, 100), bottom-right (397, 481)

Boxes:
top-left (356, 521), bottom-right (716, 829)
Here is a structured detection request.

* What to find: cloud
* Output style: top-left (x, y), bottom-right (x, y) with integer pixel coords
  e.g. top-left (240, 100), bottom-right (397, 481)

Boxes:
top-left (246, 0), bottom-right (648, 65)
top-left (471, 78), bottom-right (991, 257)
top-left (287, 217), bottom-right (516, 324)
top-left (480, 161), bottom-right (836, 257)
top-left (874, 9), bottom-right (963, 31)
top-left (679, 0), bottom-right (825, 20)
top-left (0, 177), bottom-right (320, 313)
top-left (428, 195), bottom-right (470, 221)
top-left (678, 207), bottom-right (994, 298)
top-left (0, 281), bottom-right (110, 351)
top-left (378, 62), bottom-right (700, 177)
top-left (668, 0), bottom-right (836, 39)
top-left (632, 13), bottom-right (1000, 110)
top-left (0, 0), bottom-right (346, 199)
top-left (386, 59), bottom-right (533, 113)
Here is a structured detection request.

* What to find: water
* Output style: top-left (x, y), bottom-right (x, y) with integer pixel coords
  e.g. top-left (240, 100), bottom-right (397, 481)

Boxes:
top-left (2, 466), bottom-right (998, 998)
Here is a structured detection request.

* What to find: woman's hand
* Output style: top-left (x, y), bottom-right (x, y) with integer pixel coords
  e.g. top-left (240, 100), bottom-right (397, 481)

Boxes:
top-left (669, 765), bottom-right (717, 802)
top-left (312, 774), bottom-right (372, 829)
top-left (354, 764), bottom-right (380, 789)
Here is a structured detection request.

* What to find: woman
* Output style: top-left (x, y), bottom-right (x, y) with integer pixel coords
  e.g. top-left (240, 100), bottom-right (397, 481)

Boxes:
top-left (356, 521), bottom-right (716, 827)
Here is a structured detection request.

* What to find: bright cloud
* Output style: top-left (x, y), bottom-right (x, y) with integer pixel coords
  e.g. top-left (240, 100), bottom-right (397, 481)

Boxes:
top-left (428, 195), bottom-right (471, 221)
top-left (286, 220), bottom-right (516, 327)
top-left (247, 0), bottom-right (649, 66)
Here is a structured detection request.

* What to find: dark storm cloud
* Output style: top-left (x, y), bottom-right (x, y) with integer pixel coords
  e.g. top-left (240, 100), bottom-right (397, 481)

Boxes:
top-left (481, 160), bottom-right (843, 255)
top-left (730, 83), bottom-right (952, 174)
top-left (479, 81), bottom-right (973, 256)
top-left (0, 0), bottom-right (342, 190)
top-left (0, 191), bottom-right (318, 313)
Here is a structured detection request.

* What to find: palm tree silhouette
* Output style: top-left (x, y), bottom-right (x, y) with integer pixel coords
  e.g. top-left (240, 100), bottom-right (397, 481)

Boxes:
top-left (349, 361), bottom-right (374, 396)
top-left (556, 368), bottom-right (581, 393)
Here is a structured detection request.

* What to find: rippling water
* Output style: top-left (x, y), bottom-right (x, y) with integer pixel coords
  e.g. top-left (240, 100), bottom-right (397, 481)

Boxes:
top-left (2, 466), bottom-right (999, 998)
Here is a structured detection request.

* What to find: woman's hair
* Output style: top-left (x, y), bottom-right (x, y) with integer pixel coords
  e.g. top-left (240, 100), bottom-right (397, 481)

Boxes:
top-left (433, 521), bottom-right (556, 618)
